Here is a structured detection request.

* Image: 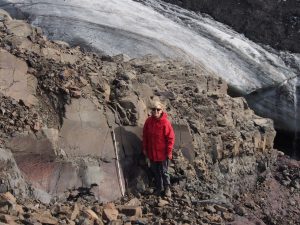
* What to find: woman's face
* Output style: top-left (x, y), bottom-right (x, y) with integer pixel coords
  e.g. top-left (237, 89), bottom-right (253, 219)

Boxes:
top-left (151, 107), bottom-right (162, 119)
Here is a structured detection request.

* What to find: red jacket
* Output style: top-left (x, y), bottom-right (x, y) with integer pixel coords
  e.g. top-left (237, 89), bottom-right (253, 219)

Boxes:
top-left (143, 112), bottom-right (175, 161)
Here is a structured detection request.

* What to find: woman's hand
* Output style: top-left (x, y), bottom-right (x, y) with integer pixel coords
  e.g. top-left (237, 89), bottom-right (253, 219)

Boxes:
top-left (145, 157), bottom-right (151, 167)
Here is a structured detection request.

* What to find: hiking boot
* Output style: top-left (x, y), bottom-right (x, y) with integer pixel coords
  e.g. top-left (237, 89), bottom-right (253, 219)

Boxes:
top-left (164, 187), bottom-right (171, 197)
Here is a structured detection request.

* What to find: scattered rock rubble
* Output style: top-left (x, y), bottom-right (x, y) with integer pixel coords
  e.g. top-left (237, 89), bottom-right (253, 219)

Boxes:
top-left (0, 9), bottom-right (299, 225)
top-left (0, 152), bottom-right (299, 225)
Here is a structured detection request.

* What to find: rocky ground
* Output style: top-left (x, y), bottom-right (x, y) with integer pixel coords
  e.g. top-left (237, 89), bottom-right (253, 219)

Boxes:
top-left (0, 9), bottom-right (299, 225)
top-left (0, 153), bottom-right (299, 225)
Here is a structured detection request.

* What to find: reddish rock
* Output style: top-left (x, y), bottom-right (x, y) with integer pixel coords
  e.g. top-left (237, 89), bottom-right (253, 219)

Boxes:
top-left (0, 214), bottom-right (18, 225)
top-left (103, 203), bottom-right (118, 222)
top-left (79, 77), bottom-right (88, 86)
top-left (125, 198), bottom-right (141, 206)
top-left (0, 192), bottom-right (16, 205)
top-left (70, 90), bottom-right (81, 98)
top-left (82, 208), bottom-right (103, 225)
top-left (70, 203), bottom-right (80, 221)
top-left (61, 69), bottom-right (76, 79)
top-left (31, 212), bottom-right (58, 225)
top-left (32, 121), bottom-right (41, 131)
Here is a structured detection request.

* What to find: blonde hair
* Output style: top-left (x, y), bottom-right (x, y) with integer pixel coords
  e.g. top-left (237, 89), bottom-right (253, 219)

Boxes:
top-left (150, 100), bottom-right (164, 110)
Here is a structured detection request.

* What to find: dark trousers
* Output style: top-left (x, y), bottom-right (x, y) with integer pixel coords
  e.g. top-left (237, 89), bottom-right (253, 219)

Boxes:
top-left (150, 160), bottom-right (170, 191)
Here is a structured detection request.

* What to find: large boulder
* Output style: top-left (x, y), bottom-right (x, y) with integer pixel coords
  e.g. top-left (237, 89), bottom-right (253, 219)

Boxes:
top-left (6, 20), bottom-right (32, 37)
top-left (0, 148), bottom-right (27, 196)
top-left (0, 49), bottom-right (38, 107)
top-left (6, 99), bottom-right (125, 202)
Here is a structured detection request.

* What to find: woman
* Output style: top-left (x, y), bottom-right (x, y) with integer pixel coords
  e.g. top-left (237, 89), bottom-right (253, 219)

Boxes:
top-left (142, 101), bottom-right (175, 197)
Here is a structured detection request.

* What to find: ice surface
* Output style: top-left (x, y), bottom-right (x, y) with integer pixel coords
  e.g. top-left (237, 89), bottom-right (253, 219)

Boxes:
top-left (2, 0), bottom-right (299, 94)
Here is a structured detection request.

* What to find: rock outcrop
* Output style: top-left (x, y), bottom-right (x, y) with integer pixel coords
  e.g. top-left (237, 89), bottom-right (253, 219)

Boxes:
top-left (0, 9), bottom-right (299, 225)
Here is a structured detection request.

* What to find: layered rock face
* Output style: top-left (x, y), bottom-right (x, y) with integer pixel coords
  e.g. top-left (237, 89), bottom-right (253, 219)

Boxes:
top-left (162, 0), bottom-right (300, 53)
